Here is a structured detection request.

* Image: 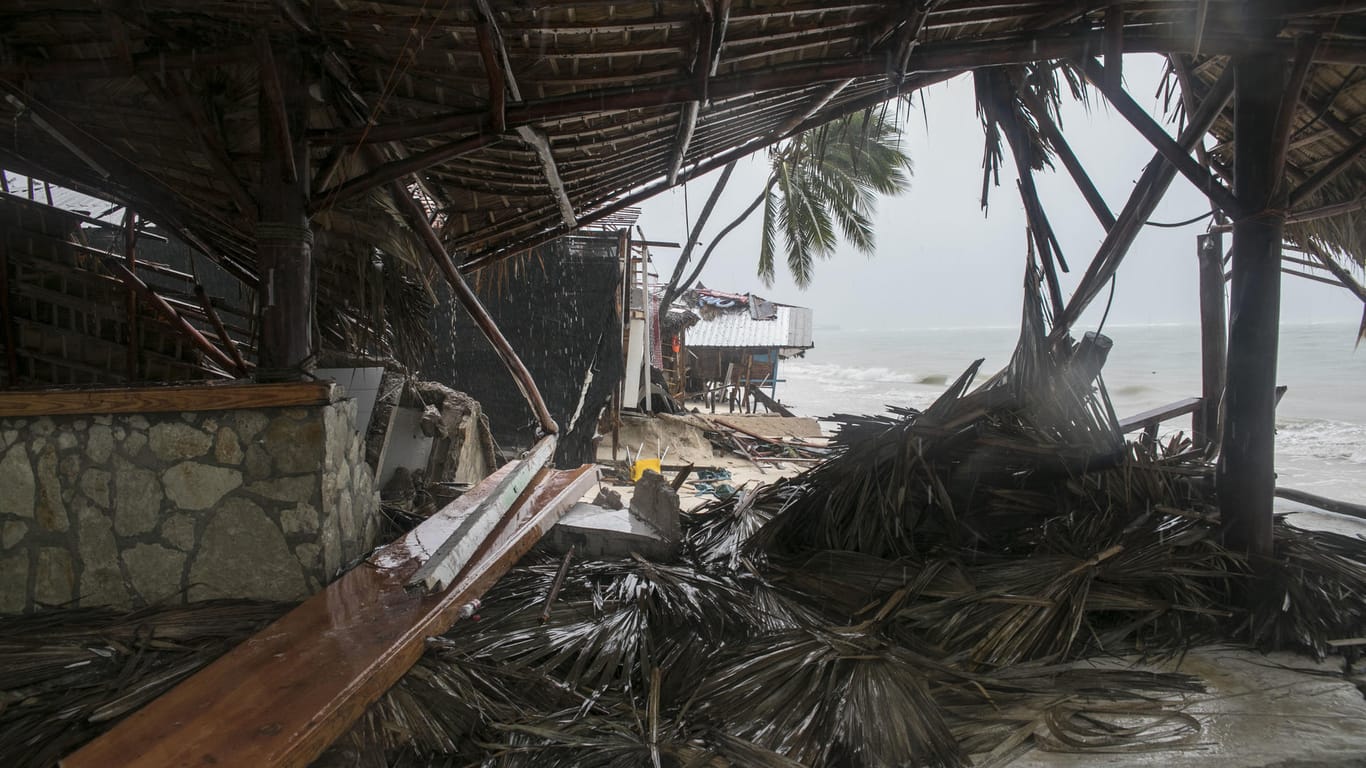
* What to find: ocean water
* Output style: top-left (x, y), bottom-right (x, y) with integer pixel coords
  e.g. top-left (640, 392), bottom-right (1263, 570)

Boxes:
top-left (778, 322), bottom-right (1366, 502)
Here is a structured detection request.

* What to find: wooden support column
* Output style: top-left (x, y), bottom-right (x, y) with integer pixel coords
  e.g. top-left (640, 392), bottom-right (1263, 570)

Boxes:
top-left (0, 236), bottom-right (17, 385)
top-left (1218, 49), bottom-right (1288, 557)
top-left (1195, 231), bottom-right (1226, 450)
top-left (255, 41), bottom-right (315, 379)
top-left (124, 210), bottom-right (140, 380)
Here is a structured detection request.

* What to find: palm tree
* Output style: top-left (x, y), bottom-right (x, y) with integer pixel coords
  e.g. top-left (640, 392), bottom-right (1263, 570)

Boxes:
top-left (659, 109), bottom-right (912, 310)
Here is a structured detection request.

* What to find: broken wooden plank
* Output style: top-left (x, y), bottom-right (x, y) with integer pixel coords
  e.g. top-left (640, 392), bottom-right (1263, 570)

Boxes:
top-left (62, 461), bottom-right (597, 768)
top-left (1118, 397), bottom-right (1203, 434)
top-left (407, 435), bottom-right (556, 591)
top-left (0, 380), bottom-right (332, 417)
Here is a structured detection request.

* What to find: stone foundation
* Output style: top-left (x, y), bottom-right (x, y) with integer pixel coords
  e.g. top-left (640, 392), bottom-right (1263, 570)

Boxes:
top-left (0, 400), bottom-right (378, 611)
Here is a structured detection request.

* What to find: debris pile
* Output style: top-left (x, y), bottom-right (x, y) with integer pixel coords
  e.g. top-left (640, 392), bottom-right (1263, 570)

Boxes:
top-left (3, 282), bottom-right (1365, 767)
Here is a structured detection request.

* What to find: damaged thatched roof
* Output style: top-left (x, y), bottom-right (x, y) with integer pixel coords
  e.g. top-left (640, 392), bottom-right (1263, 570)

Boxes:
top-left (0, 1), bottom-right (1363, 294)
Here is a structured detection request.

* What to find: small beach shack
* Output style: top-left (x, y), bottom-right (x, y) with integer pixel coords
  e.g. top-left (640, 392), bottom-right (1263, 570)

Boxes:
top-left (676, 289), bottom-right (814, 411)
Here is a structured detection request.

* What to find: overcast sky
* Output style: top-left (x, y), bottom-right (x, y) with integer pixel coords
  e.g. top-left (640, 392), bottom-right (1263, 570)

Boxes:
top-left (636, 56), bottom-right (1364, 331)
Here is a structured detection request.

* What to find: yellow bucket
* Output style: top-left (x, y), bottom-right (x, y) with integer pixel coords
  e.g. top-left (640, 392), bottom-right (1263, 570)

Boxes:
top-left (631, 458), bottom-right (662, 482)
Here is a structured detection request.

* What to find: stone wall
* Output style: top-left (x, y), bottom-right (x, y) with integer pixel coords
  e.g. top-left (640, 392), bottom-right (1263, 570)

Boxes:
top-left (0, 400), bottom-right (378, 612)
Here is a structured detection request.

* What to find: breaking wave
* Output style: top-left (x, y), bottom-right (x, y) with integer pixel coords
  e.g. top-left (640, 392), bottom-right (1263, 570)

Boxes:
top-left (1276, 419), bottom-right (1366, 465)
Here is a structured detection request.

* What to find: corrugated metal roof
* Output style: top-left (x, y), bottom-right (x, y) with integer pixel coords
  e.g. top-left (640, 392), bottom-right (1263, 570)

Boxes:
top-left (686, 304), bottom-right (813, 352)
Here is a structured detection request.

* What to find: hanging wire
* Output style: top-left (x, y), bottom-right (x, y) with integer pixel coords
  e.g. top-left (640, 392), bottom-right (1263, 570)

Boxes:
top-left (1145, 210), bottom-right (1215, 228)
top-left (1096, 275), bottom-right (1118, 336)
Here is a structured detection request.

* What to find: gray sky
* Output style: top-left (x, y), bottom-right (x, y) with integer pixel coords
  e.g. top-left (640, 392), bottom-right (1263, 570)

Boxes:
top-left (637, 56), bottom-right (1364, 331)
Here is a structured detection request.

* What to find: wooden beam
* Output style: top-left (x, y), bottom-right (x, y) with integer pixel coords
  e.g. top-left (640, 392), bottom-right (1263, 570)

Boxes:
top-left (159, 71), bottom-right (258, 217)
top-left (408, 436), bottom-right (557, 591)
top-left (1104, 5), bottom-right (1124, 91)
top-left (1019, 86), bottom-right (1116, 229)
top-left (1281, 266), bottom-right (1346, 287)
top-left (123, 210), bottom-right (140, 381)
top-left (381, 167), bottom-right (559, 435)
top-left (195, 285), bottom-right (249, 376)
top-left (669, 1), bottom-right (731, 186)
top-left (1287, 132), bottom-right (1366, 207)
top-left (103, 259), bottom-right (239, 373)
top-left (256, 34), bottom-right (297, 186)
top-left (3, 93), bottom-right (110, 179)
top-left (669, 101), bottom-right (702, 187)
top-left (255, 44), bottom-right (314, 377)
top-left (458, 69), bottom-right (958, 272)
top-left (1219, 42), bottom-right (1288, 558)
top-left (472, 0), bottom-right (575, 227)
top-left (517, 126), bottom-right (576, 227)
top-left (1302, 240), bottom-right (1366, 303)
top-left (0, 236), bottom-right (17, 385)
top-left (1080, 57), bottom-right (1245, 219)
top-left (0, 380), bottom-right (331, 417)
top-left (0, 88), bottom-right (240, 270)
top-left (1269, 36), bottom-right (1319, 191)
top-left (1286, 195), bottom-right (1366, 223)
top-left (1053, 67), bottom-right (1236, 334)
top-left (310, 132), bottom-right (500, 213)
top-left (1117, 396), bottom-right (1202, 434)
top-left (1275, 486), bottom-right (1366, 521)
top-left (1195, 232), bottom-right (1225, 450)
top-left (310, 30), bottom-right (1302, 147)
top-left (62, 461), bottom-right (597, 768)
top-left (475, 20), bottom-right (506, 132)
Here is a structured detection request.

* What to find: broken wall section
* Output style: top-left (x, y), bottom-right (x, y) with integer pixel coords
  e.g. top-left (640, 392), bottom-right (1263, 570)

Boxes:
top-left (0, 400), bottom-right (378, 612)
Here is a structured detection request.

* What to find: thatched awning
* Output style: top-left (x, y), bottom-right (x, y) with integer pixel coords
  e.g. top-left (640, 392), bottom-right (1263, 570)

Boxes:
top-left (0, 2), bottom-right (1362, 287)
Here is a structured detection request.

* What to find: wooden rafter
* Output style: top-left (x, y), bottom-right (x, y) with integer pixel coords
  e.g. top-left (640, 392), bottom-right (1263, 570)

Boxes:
top-left (382, 164), bottom-right (559, 435)
top-left (1054, 67), bottom-right (1236, 334)
top-left (474, 0), bottom-right (576, 228)
top-left (1269, 35), bottom-right (1320, 190)
top-left (311, 133), bottom-right (500, 213)
top-left (1017, 86), bottom-right (1116, 229)
top-left (1288, 132), bottom-right (1366, 207)
top-left (1080, 57), bottom-right (1245, 219)
top-left (1103, 5), bottom-right (1124, 91)
top-left (476, 19), bottom-right (506, 133)
top-left (669, 1), bottom-right (731, 186)
top-left (157, 72), bottom-right (258, 217)
top-left (310, 29), bottom-right (1346, 148)
top-left (255, 34), bottom-right (297, 186)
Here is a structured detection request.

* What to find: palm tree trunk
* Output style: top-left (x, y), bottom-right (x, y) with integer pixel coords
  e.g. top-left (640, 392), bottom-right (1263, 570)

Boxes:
top-left (669, 188), bottom-right (768, 307)
top-left (659, 161), bottom-right (737, 310)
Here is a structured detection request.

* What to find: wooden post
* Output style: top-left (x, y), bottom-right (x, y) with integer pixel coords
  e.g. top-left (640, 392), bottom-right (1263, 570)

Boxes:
top-left (124, 210), bottom-right (140, 380)
top-left (1218, 48), bottom-right (1287, 557)
top-left (0, 236), bottom-right (17, 385)
top-left (1194, 232), bottom-right (1226, 451)
top-left (255, 42), bottom-right (315, 379)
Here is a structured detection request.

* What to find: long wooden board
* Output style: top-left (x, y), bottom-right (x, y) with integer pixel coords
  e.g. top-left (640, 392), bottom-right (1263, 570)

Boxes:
top-left (0, 380), bottom-right (333, 417)
top-left (61, 462), bottom-right (598, 768)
